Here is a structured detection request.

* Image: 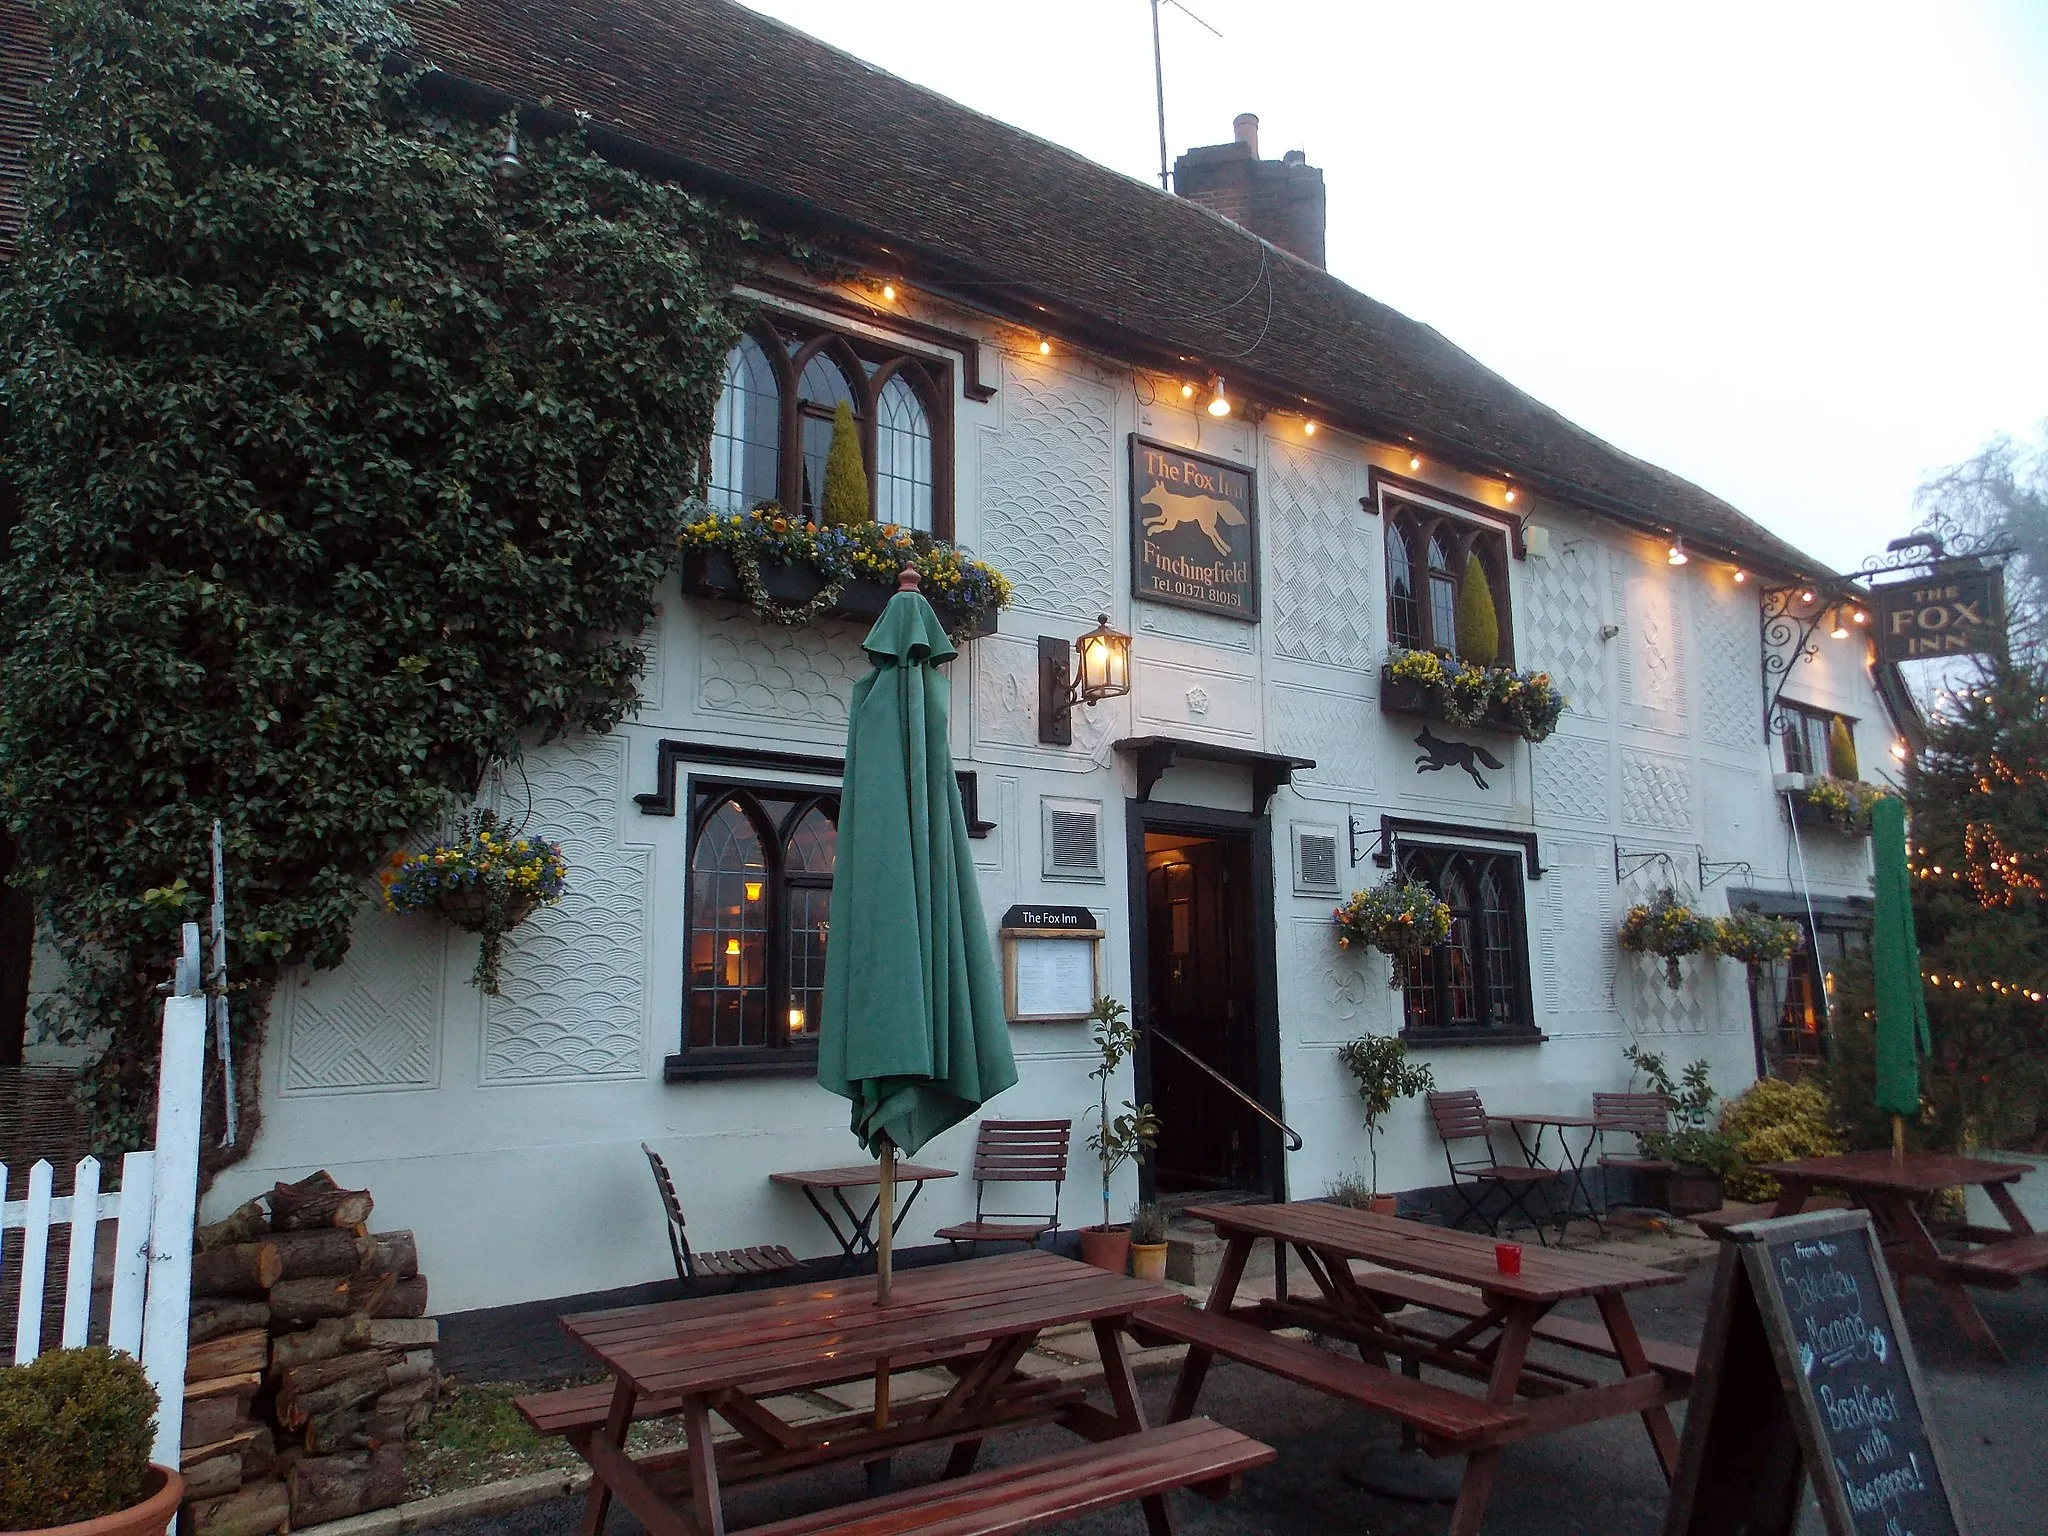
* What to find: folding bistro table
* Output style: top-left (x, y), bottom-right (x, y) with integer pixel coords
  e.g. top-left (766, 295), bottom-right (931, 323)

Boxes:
top-left (768, 1161), bottom-right (956, 1272)
top-left (1487, 1109), bottom-right (1605, 1237)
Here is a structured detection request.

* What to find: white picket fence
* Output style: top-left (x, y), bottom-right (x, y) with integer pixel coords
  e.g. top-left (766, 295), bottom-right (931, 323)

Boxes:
top-left (1, 989), bottom-right (207, 1466)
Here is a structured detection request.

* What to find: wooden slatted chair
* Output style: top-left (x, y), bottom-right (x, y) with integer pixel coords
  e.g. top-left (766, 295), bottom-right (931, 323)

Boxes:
top-left (642, 1143), bottom-right (798, 1290)
top-left (1425, 1089), bottom-right (1560, 1245)
top-left (1592, 1091), bottom-right (1676, 1213)
top-left (935, 1119), bottom-right (1071, 1253)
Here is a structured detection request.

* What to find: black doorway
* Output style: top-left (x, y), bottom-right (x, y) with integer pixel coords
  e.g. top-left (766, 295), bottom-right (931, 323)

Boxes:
top-left (1128, 803), bottom-right (1283, 1200)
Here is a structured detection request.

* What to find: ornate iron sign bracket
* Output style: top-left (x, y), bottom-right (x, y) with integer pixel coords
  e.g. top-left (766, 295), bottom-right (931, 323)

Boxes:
top-left (1759, 584), bottom-right (1829, 738)
top-left (1613, 841), bottom-right (1674, 886)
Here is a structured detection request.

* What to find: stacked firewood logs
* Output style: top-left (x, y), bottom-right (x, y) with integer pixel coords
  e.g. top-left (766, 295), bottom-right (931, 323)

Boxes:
top-left (181, 1172), bottom-right (438, 1535)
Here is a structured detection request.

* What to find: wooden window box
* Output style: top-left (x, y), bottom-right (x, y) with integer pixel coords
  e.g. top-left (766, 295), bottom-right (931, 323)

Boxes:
top-left (1785, 793), bottom-right (1873, 837)
top-left (680, 549), bottom-right (1000, 637)
top-left (1377, 666), bottom-right (1523, 736)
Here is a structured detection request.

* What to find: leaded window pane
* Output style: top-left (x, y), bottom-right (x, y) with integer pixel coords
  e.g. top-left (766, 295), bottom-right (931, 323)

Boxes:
top-left (687, 801), bottom-right (770, 1050)
top-left (1388, 524), bottom-right (1421, 650)
top-left (708, 336), bottom-right (780, 512)
top-left (874, 374), bottom-right (933, 532)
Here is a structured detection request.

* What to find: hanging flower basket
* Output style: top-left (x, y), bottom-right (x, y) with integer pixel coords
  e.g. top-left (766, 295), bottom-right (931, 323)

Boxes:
top-left (383, 810), bottom-right (568, 994)
top-left (1618, 887), bottom-right (1718, 990)
top-left (1380, 648), bottom-right (1565, 744)
top-left (1713, 909), bottom-right (1804, 966)
top-left (1334, 876), bottom-right (1453, 987)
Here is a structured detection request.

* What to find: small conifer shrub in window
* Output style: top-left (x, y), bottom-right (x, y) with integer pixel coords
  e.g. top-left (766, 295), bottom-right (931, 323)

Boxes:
top-left (1454, 552), bottom-right (1499, 665)
top-left (821, 400), bottom-right (871, 526)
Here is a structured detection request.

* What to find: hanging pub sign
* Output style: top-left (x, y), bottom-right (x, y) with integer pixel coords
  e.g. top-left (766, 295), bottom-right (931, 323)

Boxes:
top-left (1130, 436), bottom-right (1259, 621)
top-left (1872, 566), bottom-right (2005, 662)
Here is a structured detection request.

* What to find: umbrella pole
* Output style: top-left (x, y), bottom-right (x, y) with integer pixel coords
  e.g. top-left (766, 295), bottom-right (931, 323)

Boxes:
top-left (1892, 1114), bottom-right (1905, 1163)
top-left (875, 1136), bottom-right (896, 1435)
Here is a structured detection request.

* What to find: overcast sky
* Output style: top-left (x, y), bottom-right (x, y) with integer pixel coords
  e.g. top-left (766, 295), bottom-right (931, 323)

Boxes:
top-left (739, 1), bottom-right (2048, 576)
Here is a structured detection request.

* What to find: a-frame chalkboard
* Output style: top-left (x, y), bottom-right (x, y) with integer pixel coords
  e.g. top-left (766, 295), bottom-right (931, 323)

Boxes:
top-left (1663, 1209), bottom-right (1966, 1536)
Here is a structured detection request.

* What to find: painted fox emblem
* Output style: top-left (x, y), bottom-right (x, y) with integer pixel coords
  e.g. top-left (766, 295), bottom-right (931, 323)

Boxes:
top-left (1414, 726), bottom-right (1506, 790)
top-left (1140, 483), bottom-right (1247, 557)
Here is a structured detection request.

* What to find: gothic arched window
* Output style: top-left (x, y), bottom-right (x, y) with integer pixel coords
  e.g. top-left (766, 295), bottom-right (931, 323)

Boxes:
top-left (684, 785), bottom-right (840, 1059)
top-left (1387, 524), bottom-right (1420, 650)
top-left (707, 335), bottom-right (781, 512)
top-left (1395, 843), bottom-right (1533, 1036)
top-left (1381, 496), bottom-right (1514, 663)
top-left (874, 373), bottom-right (934, 531)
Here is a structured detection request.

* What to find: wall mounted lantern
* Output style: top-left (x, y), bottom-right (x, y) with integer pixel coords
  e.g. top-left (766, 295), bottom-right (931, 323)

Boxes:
top-left (1038, 615), bottom-right (1133, 745)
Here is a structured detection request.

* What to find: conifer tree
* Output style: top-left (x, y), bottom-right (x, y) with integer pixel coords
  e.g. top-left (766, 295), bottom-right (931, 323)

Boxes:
top-left (1828, 715), bottom-right (1859, 779)
top-left (1454, 553), bottom-right (1499, 665)
top-left (1833, 656), bottom-right (2048, 1149)
top-left (820, 400), bottom-right (870, 527)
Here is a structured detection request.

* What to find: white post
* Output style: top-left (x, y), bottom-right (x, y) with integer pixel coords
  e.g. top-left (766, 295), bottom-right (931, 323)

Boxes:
top-left (60, 1155), bottom-right (102, 1348)
top-left (140, 980), bottom-right (207, 1467)
top-left (106, 1149), bottom-right (155, 1357)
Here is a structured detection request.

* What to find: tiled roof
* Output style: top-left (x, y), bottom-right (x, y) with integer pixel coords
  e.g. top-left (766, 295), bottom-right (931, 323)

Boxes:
top-left (0, 0), bottom-right (1830, 577)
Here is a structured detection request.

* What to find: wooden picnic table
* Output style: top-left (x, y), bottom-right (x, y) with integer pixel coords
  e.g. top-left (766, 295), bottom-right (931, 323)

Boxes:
top-left (1149, 1201), bottom-right (1692, 1536)
top-left (768, 1161), bottom-right (958, 1272)
top-left (517, 1248), bottom-right (1272, 1536)
top-left (1756, 1149), bottom-right (2048, 1362)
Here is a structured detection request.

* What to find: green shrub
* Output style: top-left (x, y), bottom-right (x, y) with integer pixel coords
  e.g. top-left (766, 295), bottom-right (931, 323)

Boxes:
top-left (820, 401), bottom-right (870, 527)
top-left (1454, 553), bottom-right (1499, 665)
top-left (0, 1347), bottom-right (159, 1528)
top-left (1720, 1078), bottom-right (1841, 1200)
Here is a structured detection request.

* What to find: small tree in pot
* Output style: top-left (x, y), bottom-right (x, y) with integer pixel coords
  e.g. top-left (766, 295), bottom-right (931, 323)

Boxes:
top-left (1625, 1044), bottom-right (1738, 1215)
top-left (1336, 1034), bottom-right (1435, 1212)
top-left (0, 1346), bottom-right (182, 1536)
top-left (1081, 995), bottom-right (1160, 1271)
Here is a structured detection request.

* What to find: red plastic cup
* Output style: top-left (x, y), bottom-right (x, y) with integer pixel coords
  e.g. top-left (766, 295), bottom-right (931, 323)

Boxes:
top-left (1495, 1242), bottom-right (1523, 1276)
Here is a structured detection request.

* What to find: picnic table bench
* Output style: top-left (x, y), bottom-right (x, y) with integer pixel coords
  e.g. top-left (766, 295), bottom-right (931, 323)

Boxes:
top-left (1752, 1151), bottom-right (2045, 1361)
top-left (1163, 1201), bottom-right (1690, 1536)
top-left (515, 1249), bottom-right (1273, 1535)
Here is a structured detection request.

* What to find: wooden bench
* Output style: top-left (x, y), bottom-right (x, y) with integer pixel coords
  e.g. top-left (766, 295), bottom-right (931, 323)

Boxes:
top-left (1353, 1270), bottom-right (1697, 1383)
top-left (744, 1419), bottom-right (1273, 1535)
top-left (1135, 1301), bottom-right (1522, 1453)
top-left (1945, 1231), bottom-right (2048, 1289)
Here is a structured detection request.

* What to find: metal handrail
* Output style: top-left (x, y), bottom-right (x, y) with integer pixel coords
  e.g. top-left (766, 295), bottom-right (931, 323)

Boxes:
top-left (1145, 1024), bottom-right (1305, 1152)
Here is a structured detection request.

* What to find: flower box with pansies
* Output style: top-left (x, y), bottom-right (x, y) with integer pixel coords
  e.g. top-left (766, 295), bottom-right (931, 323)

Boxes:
top-left (1782, 773), bottom-right (1896, 835)
top-left (1378, 648), bottom-right (1565, 744)
top-left (678, 502), bottom-right (1011, 637)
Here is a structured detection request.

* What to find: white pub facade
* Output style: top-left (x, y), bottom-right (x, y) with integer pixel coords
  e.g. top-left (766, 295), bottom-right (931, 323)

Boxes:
top-left (149, 3), bottom-right (1915, 1311)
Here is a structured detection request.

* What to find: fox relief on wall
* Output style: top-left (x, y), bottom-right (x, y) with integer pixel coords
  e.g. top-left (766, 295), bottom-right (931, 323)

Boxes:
top-left (1130, 436), bottom-right (1259, 622)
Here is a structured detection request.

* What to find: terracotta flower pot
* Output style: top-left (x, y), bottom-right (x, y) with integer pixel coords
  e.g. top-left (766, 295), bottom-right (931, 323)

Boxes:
top-left (1078, 1225), bottom-right (1131, 1273)
top-left (16, 1465), bottom-right (184, 1536)
top-left (1367, 1194), bottom-right (1398, 1217)
top-left (1130, 1241), bottom-right (1170, 1281)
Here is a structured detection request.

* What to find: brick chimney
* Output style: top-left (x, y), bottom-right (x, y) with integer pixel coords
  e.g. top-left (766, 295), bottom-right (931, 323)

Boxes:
top-left (1173, 113), bottom-right (1327, 268)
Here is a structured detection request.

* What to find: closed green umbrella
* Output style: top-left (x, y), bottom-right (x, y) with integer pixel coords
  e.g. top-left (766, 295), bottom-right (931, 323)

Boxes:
top-left (1871, 795), bottom-right (1930, 1157)
top-left (818, 568), bottom-right (1018, 1312)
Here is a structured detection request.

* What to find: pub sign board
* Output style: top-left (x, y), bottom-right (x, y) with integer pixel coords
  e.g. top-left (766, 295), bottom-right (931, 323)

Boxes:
top-left (1662, 1209), bottom-right (1965, 1536)
top-left (1872, 567), bottom-right (2005, 663)
top-left (1130, 436), bottom-right (1259, 622)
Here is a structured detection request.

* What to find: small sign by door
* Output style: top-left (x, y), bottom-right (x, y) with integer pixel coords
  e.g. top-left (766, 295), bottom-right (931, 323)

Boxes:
top-left (1130, 436), bottom-right (1258, 621)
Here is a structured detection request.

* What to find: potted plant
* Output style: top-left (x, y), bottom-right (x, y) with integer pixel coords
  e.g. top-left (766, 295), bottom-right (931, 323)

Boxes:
top-left (1790, 774), bottom-right (1896, 835)
top-left (1617, 887), bottom-right (1718, 990)
top-left (0, 1346), bottom-right (181, 1536)
top-left (382, 808), bottom-right (568, 994)
top-left (1081, 996), bottom-right (1161, 1272)
top-left (1129, 1203), bottom-right (1170, 1281)
top-left (1335, 1034), bottom-right (1435, 1212)
top-left (1333, 876), bottom-right (1452, 985)
top-left (1624, 1045), bottom-right (1734, 1215)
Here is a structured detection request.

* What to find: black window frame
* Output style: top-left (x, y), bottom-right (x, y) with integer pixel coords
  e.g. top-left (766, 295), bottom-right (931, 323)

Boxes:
top-left (704, 312), bottom-right (956, 539)
top-left (1381, 494), bottom-right (1515, 664)
top-left (1780, 703), bottom-right (1858, 779)
top-left (1395, 841), bottom-right (1540, 1043)
top-left (666, 776), bottom-right (841, 1082)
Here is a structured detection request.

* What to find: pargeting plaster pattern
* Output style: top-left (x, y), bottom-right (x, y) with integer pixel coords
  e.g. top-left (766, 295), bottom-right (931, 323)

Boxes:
top-left (1291, 914), bottom-right (1379, 1041)
top-left (482, 736), bottom-right (650, 1082)
top-left (1529, 730), bottom-right (1611, 823)
top-left (1520, 539), bottom-right (1608, 719)
top-left (1615, 566), bottom-right (1686, 728)
top-left (978, 361), bottom-right (1115, 617)
top-left (1269, 682), bottom-right (1377, 795)
top-left (1693, 583), bottom-right (1762, 751)
top-left (281, 910), bottom-right (443, 1093)
top-left (1536, 838), bottom-right (1616, 1016)
top-left (697, 612), bottom-right (864, 728)
top-left (1268, 444), bottom-right (1375, 671)
top-left (1620, 749), bottom-right (1695, 833)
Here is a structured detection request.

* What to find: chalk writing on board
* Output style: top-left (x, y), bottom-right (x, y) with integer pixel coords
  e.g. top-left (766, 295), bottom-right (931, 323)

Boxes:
top-left (1764, 1224), bottom-right (1959, 1536)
